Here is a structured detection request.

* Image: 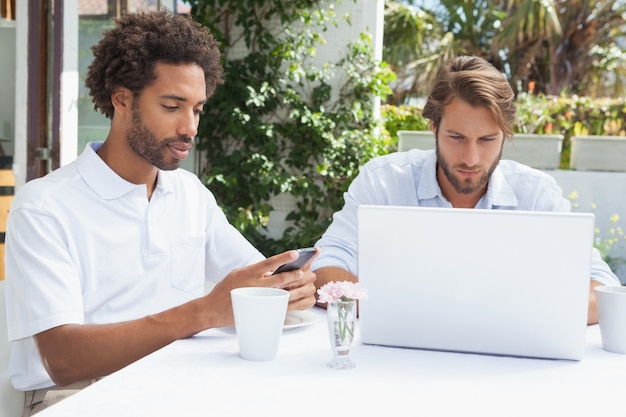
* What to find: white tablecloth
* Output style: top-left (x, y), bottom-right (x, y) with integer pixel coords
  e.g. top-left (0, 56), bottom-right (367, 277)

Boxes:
top-left (37, 307), bottom-right (626, 416)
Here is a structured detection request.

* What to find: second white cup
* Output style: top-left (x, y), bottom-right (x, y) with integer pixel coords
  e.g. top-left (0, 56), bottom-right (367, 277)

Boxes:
top-left (231, 287), bottom-right (289, 361)
top-left (595, 285), bottom-right (626, 354)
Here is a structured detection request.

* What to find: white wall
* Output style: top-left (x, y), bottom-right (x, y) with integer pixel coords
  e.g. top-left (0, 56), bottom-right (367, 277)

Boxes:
top-left (13, 2), bottom-right (27, 188)
top-left (315, 0), bottom-right (384, 63)
top-left (60, 0), bottom-right (79, 167)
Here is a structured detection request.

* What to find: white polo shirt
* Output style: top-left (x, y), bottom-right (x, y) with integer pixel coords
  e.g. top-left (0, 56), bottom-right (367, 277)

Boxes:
top-left (5, 142), bottom-right (264, 390)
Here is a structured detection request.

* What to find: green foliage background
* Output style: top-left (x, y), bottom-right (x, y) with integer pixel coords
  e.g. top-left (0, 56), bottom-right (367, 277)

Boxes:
top-left (187, 0), bottom-right (625, 258)
top-left (188, 0), bottom-right (395, 256)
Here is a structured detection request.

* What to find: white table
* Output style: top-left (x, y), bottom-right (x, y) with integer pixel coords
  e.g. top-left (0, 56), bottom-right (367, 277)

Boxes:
top-left (37, 307), bottom-right (626, 416)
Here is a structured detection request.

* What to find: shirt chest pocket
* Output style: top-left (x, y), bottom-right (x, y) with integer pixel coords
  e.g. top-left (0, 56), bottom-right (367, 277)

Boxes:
top-left (170, 235), bottom-right (205, 292)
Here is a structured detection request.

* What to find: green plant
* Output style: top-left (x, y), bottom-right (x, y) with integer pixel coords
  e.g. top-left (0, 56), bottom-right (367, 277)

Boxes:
top-left (590, 209), bottom-right (626, 271)
top-left (568, 191), bottom-right (626, 271)
top-left (380, 104), bottom-right (429, 148)
top-left (513, 93), bottom-right (557, 134)
top-left (189, 0), bottom-right (395, 255)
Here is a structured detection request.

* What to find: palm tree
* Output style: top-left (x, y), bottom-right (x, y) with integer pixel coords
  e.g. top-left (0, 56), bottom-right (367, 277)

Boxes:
top-left (383, 0), bottom-right (626, 102)
top-left (384, 0), bottom-right (504, 103)
top-left (383, 1), bottom-right (439, 103)
top-left (497, 0), bottom-right (626, 97)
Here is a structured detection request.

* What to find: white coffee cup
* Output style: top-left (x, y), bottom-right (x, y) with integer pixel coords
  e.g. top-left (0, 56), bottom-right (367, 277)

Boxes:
top-left (231, 287), bottom-right (289, 361)
top-left (595, 285), bottom-right (626, 354)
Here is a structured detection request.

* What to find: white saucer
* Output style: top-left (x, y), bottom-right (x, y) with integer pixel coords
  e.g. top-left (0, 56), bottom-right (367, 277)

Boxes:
top-left (283, 309), bottom-right (319, 330)
top-left (218, 309), bottom-right (318, 334)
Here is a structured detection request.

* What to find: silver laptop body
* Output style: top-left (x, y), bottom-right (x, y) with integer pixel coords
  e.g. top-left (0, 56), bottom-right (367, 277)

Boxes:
top-left (357, 205), bottom-right (594, 360)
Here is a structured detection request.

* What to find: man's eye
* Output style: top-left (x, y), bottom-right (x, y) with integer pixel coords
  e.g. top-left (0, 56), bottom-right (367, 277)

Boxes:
top-left (163, 105), bottom-right (177, 111)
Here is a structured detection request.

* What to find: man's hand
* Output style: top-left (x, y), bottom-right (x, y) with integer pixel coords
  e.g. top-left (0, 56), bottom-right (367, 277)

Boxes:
top-left (313, 266), bottom-right (358, 308)
top-left (588, 280), bottom-right (603, 325)
top-left (206, 248), bottom-right (319, 326)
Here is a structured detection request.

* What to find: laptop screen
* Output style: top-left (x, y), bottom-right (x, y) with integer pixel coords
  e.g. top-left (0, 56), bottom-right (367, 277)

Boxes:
top-left (357, 205), bottom-right (594, 360)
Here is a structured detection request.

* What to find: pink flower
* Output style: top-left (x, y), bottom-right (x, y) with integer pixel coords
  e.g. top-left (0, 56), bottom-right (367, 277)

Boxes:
top-left (317, 281), bottom-right (368, 303)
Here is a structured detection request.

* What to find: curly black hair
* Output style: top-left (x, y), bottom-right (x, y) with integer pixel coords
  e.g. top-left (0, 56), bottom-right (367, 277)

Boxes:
top-left (86, 10), bottom-right (223, 119)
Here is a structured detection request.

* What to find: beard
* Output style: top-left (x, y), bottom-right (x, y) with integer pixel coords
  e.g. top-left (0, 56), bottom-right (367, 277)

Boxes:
top-left (126, 104), bottom-right (193, 171)
top-left (435, 138), bottom-right (501, 195)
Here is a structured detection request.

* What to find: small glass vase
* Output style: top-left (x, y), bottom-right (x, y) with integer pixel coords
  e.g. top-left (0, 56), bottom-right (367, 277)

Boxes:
top-left (326, 299), bottom-right (356, 369)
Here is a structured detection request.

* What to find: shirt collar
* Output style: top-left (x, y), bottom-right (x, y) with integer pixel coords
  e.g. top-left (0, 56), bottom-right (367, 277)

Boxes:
top-left (482, 164), bottom-right (519, 208)
top-left (416, 151), bottom-right (441, 201)
top-left (75, 142), bottom-right (175, 200)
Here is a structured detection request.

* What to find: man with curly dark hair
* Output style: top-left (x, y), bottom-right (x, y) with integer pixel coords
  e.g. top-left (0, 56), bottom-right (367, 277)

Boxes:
top-left (85, 10), bottom-right (225, 121)
top-left (5, 10), bottom-right (317, 415)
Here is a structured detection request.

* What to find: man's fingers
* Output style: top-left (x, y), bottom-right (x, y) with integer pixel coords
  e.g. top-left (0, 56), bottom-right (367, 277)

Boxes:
top-left (262, 269), bottom-right (304, 288)
top-left (300, 247), bottom-right (320, 270)
top-left (257, 250), bottom-right (299, 276)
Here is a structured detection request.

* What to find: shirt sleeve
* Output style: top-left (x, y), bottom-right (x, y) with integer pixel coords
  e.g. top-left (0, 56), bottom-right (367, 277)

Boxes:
top-left (204, 195), bottom-right (265, 283)
top-left (590, 247), bottom-right (621, 285)
top-left (5, 207), bottom-right (85, 341)
top-left (312, 163), bottom-right (384, 275)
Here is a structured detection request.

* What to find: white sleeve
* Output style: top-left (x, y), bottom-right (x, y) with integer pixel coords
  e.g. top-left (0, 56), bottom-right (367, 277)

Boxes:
top-left (203, 198), bottom-right (265, 284)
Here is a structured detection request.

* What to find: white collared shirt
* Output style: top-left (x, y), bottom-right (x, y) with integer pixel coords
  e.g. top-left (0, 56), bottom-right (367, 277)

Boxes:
top-left (5, 142), bottom-right (264, 390)
top-left (312, 149), bottom-right (619, 286)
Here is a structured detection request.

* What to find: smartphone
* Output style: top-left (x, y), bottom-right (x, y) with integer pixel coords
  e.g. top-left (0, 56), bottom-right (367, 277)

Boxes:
top-left (272, 247), bottom-right (316, 275)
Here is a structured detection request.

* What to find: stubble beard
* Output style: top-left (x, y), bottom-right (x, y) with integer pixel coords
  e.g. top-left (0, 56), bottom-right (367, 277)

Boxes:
top-left (435, 138), bottom-right (501, 195)
top-left (126, 104), bottom-right (192, 171)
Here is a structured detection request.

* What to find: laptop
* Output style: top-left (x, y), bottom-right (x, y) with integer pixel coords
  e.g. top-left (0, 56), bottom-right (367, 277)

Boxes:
top-left (357, 205), bottom-right (595, 360)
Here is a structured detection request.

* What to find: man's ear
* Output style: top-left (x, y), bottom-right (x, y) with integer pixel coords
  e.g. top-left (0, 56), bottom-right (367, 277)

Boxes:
top-left (111, 87), bottom-right (133, 115)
